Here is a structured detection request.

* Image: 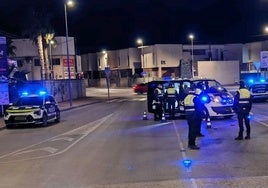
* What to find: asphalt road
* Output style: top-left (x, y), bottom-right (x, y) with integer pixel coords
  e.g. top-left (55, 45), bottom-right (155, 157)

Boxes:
top-left (0, 88), bottom-right (267, 188)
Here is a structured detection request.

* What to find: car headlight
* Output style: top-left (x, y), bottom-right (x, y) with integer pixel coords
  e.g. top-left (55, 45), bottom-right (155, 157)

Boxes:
top-left (34, 110), bottom-right (42, 115)
top-left (4, 111), bottom-right (9, 117)
top-left (210, 96), bottom-right (221, 103)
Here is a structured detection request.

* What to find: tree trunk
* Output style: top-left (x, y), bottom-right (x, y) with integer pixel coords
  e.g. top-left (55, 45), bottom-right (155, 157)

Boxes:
top-left (37, 35), bottom-right (45, 80)
top-left (43, 47), bottom-right (50, 80)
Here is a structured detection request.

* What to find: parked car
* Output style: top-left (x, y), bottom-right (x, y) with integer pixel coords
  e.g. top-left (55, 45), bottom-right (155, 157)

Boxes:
top-left (132, 83), bottom-right (148, 94)
top-left (4, 91), bottom-right (60, 128)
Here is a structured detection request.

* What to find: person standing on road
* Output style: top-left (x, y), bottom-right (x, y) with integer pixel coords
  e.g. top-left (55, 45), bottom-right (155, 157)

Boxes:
top-left (153, 84), bottom-right (164, 121)
top-left (165, 83), bottom-right (179, 120)
top-left (184, 86), bottom-right (209, 150)
top-left (233, 80), bottom-right (252, 140)
top-left (194, 88), bottom-right (209, 137)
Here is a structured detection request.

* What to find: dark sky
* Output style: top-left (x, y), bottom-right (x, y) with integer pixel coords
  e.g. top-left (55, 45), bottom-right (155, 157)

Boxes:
top-left (1, 0), bottom-right (268, 53)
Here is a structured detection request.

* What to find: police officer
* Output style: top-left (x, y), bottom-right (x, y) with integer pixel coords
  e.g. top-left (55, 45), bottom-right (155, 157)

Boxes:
top-left (194, 88), bottom-right (209, 137)
top-left (165, 83), bottom-right (179, 120)
top-left (233, 80), bottom-right (252, 140)
top-left (184, 87), bottom-right (208, 150)
top-left (153, 84), bottom-right (164, 121)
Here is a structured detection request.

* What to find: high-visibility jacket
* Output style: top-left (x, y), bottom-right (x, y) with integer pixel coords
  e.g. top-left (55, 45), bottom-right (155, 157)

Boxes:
top-left (238, 88), bottom-right (251, 105)
top-left (184, 94), bottom-right (195, 112)
top-left (154, 88), bottom-right (164, 100)
top-left (233, 87), bottom-right (252, 112)
top-left (166, 87), bottom-right (176, 98)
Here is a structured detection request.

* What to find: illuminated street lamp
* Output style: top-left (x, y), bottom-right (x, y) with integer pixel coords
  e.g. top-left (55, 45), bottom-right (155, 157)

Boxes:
top-left (136, 38), bottom-right (145, 69)
top-left (64, 0), bottom-right (75, 107)
top-left (49, 39), bottom-right (55, 80)
top-left (188, 34), bottom-right (194, 78)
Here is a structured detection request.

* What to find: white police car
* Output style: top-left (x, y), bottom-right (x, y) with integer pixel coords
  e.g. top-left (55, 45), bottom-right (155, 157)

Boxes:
top-left (192, 78), bottom-right (235, 118)
top-left (4, 91), bottom-right (60, 128)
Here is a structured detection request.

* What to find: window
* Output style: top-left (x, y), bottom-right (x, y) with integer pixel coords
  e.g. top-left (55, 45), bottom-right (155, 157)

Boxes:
top-left (52, 58), bottom-right (60, 65)
top-left (34, 59), bottom-right (40, 66)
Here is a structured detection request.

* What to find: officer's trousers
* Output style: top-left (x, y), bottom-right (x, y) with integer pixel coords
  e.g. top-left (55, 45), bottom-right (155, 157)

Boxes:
top-left (186, 115), bottom-right (200, 146)
top-left (237, 110), bottom-right (250, 137)
top-left (167, 98), bottom-right (176, 119)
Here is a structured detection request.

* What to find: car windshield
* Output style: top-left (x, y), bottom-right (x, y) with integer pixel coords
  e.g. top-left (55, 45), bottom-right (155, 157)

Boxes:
top-left (14, 96), bottom-right (44, 106)
top-left (193, 80), bottom-right (227, 93)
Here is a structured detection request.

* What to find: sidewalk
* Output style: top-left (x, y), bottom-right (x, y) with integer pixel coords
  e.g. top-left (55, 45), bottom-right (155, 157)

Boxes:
top-left (58, 97), bottom-right (101, 111)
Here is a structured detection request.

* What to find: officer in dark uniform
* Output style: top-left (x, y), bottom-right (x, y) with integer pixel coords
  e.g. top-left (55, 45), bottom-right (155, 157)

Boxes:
top-left (233, 80), bottom-right (252, 140)
top-left (153, 84), bottom-right (164, 121)
top-left (165, 83), bottom-right (179, 119)
top-left (184, 87), bottom-right (209, 150)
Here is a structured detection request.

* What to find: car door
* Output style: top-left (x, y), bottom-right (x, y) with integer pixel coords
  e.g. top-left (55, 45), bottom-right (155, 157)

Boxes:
top-left (45, 96), bottom-right (56, 119)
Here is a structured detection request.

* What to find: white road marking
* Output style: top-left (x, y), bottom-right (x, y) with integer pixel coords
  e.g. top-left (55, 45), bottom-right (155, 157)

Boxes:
top-left (50, 137), bottom-right (74, 142)
top-left (0, 114), bottom-right (113, 163)
top-left (172, 120), bottom-right (198, 188)
top-left (13, 147), bottom-right (58, 156)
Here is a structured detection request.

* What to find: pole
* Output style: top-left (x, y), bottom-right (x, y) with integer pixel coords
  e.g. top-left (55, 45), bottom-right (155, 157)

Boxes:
top-left (64, 3), bottom-right (73, 107)
top-left (191, 38), bottom-right (194, 78)
top-left (49, 42), bottom-right (53, 80)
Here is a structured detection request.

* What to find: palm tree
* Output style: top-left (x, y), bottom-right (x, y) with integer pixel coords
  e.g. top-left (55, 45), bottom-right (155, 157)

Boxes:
top-left (6, 38), bottom-right (16, 58)
top-left (22, 4), bottom-right (54, 80)
top-left (43, 33), bottom-right (55, 79)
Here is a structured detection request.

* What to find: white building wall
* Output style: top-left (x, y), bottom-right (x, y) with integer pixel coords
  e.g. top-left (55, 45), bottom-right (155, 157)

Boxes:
top-left (198, 60), bottom-right (240, 85)
top-left (154, 44), bottom-right (181, 68)
top-left (12, 37), bottom-right (76, 80)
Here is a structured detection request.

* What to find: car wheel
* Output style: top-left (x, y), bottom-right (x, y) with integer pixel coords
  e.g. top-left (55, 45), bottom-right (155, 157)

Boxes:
top-left (55, 110), bottom-right (60, 123)
top-left (42, 113), bottom-right (48, 127)
top-left (6, 124), bottom-right (13, 129)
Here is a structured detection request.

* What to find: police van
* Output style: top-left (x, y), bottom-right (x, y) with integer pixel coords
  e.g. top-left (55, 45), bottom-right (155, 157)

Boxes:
top-left (147, 78), bottom-right (235, 118)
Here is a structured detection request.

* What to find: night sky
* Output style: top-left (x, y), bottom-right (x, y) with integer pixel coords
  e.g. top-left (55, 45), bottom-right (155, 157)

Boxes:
top-left (1, 0), bottom-right (268, 53)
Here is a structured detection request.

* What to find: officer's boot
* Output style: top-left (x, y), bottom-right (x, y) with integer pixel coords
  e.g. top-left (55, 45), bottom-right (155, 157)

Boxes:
top-left (235, 132), bottom-right (243, 140)
top-left (245, 130), bottom-right (250, 140)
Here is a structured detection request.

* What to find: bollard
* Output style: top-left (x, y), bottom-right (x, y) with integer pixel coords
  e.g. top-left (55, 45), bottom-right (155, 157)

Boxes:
top-left (161, 111), bottom-right (166, 122)
top-left (143, 111), bottom-right (148, 120)
top-left (206, 117), bottom-right (212, 128)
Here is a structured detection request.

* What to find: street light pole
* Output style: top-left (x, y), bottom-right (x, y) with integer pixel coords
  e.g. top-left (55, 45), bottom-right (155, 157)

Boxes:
top-left (49, 40), bottom-right (54, 80)
top-left (64, 1), bottom-right (73, 107)
top-left (137, 38), bottom-right (146, 82)
top-left (189, 34), bottom-right (194, 78)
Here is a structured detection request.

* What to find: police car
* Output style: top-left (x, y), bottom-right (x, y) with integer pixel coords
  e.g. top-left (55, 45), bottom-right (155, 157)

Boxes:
top-left (4, 91), bottom-right (60, 128)
top-left (246, 78), bottom-right (268, 101)
top-left (192, 78), bottom-right (234, 118)
top-left (147, 78), bottom-right (234, 118)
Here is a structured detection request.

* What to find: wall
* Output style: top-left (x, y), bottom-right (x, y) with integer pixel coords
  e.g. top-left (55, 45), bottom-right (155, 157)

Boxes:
top-left (197, 60), bottom-right (240, 85)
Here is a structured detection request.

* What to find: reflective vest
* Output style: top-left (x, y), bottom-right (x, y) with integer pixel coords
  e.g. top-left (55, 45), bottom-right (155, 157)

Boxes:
top-left (166, 87), bottom-right (176, 98)
top-left (238, 88), bottom-right (251, 105)
top-left (155, 88), bottom-right (163, 98)
top-left (184, 94), bottom-right (195, 112)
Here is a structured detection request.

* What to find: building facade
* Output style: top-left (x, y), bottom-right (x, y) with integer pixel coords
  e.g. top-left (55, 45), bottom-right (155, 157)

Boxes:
top-left (9, 36), bottom-right (268, 87)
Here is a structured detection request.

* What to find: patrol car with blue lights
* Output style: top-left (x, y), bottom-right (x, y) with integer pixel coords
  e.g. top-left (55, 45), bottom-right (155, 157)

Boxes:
top-left (245, 78), bottom-right (268, 101)
top-left (147, 78), bottom-right (234, 118)
top-left (4, 91), bottom-right (60, 128)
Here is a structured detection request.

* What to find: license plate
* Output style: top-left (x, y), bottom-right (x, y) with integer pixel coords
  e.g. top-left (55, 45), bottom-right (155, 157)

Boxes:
top-left (15, 116), bottom-right (26, 121)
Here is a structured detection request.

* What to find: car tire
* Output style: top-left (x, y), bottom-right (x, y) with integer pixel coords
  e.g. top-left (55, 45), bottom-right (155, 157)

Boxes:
top-left (42, 113), bottom-right (48, 127)
top-left (6, 124), bottom-right (13, 129)
top-left (55, 110), bottom-right (60, 123)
